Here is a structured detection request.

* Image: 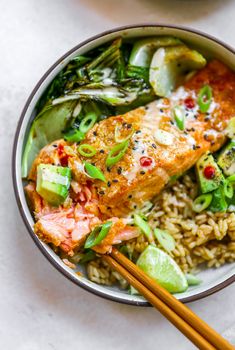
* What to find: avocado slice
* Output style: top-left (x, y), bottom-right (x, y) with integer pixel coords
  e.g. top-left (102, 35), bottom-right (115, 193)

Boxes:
top-left (36, 164), bottom-right (71, 206)
top-left (196, 152), bottom-right (224, 194)
top-left (217, 140), bottom-right (235, 176)
top-left (149, 45), bottom-right (206, 97)
top-left (209, 186), bottom-right (228, 212)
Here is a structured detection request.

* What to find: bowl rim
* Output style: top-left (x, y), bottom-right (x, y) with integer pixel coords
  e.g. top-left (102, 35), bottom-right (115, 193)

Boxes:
top-left (12, 23), bottom-right (235, 306)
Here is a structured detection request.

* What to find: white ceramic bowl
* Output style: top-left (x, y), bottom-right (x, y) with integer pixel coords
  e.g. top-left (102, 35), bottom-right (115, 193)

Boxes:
top-left (12, 24), bottom-right (235, 305)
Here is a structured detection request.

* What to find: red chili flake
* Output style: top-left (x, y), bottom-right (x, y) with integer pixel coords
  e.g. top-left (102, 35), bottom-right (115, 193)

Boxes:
top-left (140, 156), bottom-right (153, 167)
top-left (57, 144), bottom-right (64, 156)
top-left (203, 166), bottom-right (216, 179)
top-left (60, 155), bottom-right (69, 167)
top-left (184, 97), bottom-right (195, 109)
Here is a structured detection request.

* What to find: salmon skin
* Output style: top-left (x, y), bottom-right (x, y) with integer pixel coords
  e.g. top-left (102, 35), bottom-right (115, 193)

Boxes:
top-left (26, 60), bottom-right (235, 254)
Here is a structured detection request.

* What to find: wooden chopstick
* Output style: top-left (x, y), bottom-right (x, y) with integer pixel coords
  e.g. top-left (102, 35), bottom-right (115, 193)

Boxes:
top-left (102, 248), bottom-right (234, 350)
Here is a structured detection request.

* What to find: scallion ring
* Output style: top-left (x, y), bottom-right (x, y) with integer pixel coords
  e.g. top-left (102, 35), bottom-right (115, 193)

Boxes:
top-left (79, 112), bottom-right (98, 133)
top-left (133, 214), bottom-right (153, 243)
top-left (78, 144), bottom-right (97, 157)
top-left (224, 179), bottom-right (234, 199)
top-left (106, 140), bottom-right (129, 168)
top-left (84, 221), bottom-right (112, 249)
top-left (192, 193), bottom-right (212, 213)
top-left (114, 124), bottom-right (134, 143)
top-left (227, 174), bottom-right (235, 185)
top-left (198, 85), bottom-right (212, 113)
top-left (84, 162), bottom-right (106, 182)
top-left (173, 105), bottom-right (185, 131)
top-left (153, 228), bottom-right (176, 253)
top-left (64, 129), bottom-right (85, 143)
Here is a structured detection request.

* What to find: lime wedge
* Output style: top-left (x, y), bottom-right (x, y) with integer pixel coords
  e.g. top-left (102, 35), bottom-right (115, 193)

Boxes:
top-left (149, 45), bottom-right (206, 97)
top-left (136, 245), bottom-right (188, 293)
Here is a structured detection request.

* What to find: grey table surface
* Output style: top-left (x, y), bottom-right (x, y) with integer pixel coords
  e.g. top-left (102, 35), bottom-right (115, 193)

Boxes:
top-left (1, 0), bottom-right (235, 349)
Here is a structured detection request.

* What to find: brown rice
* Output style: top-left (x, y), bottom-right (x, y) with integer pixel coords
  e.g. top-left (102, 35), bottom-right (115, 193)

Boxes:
top-left (87, 174), bottom-right (235, 287)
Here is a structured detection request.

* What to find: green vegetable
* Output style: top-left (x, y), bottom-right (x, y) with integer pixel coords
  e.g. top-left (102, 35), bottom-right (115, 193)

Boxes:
top-left (79, 112), bottom-right (98, 133)
top-left (79, 250), bottom-right (97, 263)
top-left (149, 45), bottom-right (206, 97)
top-left (186, 274), bottom-right (202, 286)
top-left (126, 65), bottom-right (149, 83)
top-left (173, 105), bottom-right (185, 130)
top-left (78, 144), bottom-right (97, 157)
top-left (84, 221), bottom-right (112, 249)
top-left (224, 179), bottom-right (234, 199)
top-left (198, 85), bottom-right (212, 113)
top-left (64, 129), bottom-right (85, 142)
top-left (226, 117), bottom-right (235, 139)
top-left (106, 140), bottom-right (129, 167)
top-left (153, 228), bottom-right (176, 253)
top-left (36, 164), bottom-right (71, 206)
top-left (195, 152), bottom-right (224, 193)
top-left (129, 36), bottom-right (182, 68)
top-left (84, 162), bottom-right (106, 182)
top-left (136, 246), bottom-right (188, 293)
top-left (133, 214), bottom-right (153, 242)
top-left (217, 140), bottom-right (235, 176)
top-left (209, 186), bottom-right (228, 212)
top-left (192, 194), bottom-right (213, 213)
top-left (22, 101), bottom-right (75, 178)
top-left (52, 83), bottom-right (150, 107)
top-left (227, 174), bottom-right (235, 184)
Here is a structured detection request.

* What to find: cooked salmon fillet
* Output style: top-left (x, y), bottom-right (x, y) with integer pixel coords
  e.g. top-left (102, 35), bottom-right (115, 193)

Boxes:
top-left (26, 60), bottom-right (235, 254)
top-left (79, 60), bottom-right (235, 216)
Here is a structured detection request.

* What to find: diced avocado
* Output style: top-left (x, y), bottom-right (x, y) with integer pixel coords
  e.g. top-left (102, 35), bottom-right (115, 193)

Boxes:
top-left (196, 152), bottom-right (224, 193)
top-left (36, 164), bottom-right (71, 206)
top-left (217, 140), bottom-right (235, 176)
top-left (209, 186), bottom-right (228, 212)
top-left (149, 45), bottom-right (206, 97)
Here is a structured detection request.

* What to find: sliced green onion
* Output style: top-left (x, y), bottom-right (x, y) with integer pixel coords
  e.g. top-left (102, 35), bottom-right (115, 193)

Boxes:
top-left (106, 140), bottom-right (129, 167)
top-left (133, 214), bottom-right (153, 243)
top-left (186, 273), bottom-right (202, 286)
top-left (78, 144), bottom-right (97, 157)
top-left (226, 117), bottom-right (235, 139)
top-left (84, 221), bottom-right (112, 249)
top-left (64, 129), bottom-right (85, 143)
top-left (84, 162), bottom-right (106, 182)
top-left (79, 250), bottom-right (96, 263)
top-left (192, 193), bottom-right (213, 213)
top-left (173, 105), bottom-right (185, 131)
top-left (198, 85), bottom-right (212, 113)
top-left (114, 124), bottom-right (134, 143)
top-left (227, 174), bottom-right (235, 185)
top-left (224, 179), bottom-right (234, 199)
top-left (79, 112), bottom-right (98, 133)
top-left (153, 228), bottom-right (176, 253)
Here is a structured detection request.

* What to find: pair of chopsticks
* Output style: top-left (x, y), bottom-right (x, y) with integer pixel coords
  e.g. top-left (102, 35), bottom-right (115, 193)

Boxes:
top-left (103, 248), bottom-right (234, 350)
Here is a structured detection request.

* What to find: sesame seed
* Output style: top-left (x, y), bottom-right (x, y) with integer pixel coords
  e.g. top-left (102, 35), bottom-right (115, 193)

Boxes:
top-left (192, 145), bottom-right (196, 150)
top-left (128, 195), bottom-right (132, 199)
top-left (117, 167), bottom-right (122, 175)
top-left (93, 131), bottom-right (97, 136)
top-left (132, 147), bottom-right (138, 150)
top-left (140, 171), bottom-right (145, 175)
top-left (107, 167), bottom-right (111, 172)
top-left (127, 123), bottom-right (132, 129)
top-left (136, 130), bottom-right (141, 134)
top-left (134, 205), bottom-right (137, 209)
top-left (99, 191), bottom-right (105, 195)
top-left (170, 120), bottom-right (174, 125)
top-left (107, 181), bottom-right (111, 187)
top-left (142, 150), bottom-right (145, 154)
top-left (152, 143), bottom-right (157, 149)
top-left (100, 149), bottom-right (105, 154)
top-left (113, 179), bottom-right (118, 183)
top-left (160, 109), bottom-right (164, 113)
top-left (204, 117), bottom-right (210, 122)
